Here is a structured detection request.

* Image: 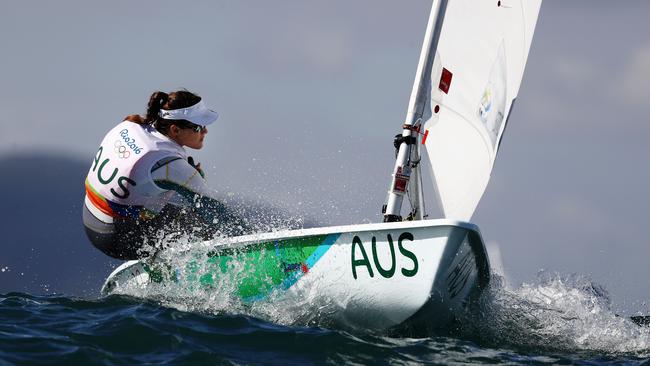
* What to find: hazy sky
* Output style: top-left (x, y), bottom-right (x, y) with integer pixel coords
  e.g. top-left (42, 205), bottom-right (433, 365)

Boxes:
top-left (1, 1), bottom-right (649, 312)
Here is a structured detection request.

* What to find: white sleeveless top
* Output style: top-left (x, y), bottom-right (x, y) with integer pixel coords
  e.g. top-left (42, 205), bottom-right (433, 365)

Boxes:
top-left (85, 121), bottom-right (213, 223)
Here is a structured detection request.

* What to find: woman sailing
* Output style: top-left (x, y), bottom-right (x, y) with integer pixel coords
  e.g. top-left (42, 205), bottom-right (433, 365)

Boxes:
top-left (83, 90), bottom-right (248, 260)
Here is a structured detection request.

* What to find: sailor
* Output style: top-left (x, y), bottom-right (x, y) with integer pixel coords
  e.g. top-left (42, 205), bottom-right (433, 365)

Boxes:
top-left (83, 90), bottom-right (248, 260)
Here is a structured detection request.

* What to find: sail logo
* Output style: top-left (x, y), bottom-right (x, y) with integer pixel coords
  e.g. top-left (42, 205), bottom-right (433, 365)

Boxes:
top-left (478, 43), bottom-right (508, 146)
top-left (351, 232), bottom-right (418, 279)
top-left (478, 89), bottom-right (493, 122)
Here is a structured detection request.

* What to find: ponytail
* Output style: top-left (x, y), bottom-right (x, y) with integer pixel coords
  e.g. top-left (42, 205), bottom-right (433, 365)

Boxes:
top-left (145, 91), bottom-right (169, 125)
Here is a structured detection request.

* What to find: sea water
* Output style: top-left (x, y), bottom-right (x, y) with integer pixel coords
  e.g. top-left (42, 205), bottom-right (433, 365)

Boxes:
top-left (2, 272), bottom-right (650, 365)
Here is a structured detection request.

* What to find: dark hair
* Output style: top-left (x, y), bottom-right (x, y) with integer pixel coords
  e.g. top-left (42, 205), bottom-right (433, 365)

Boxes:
top-left (124, 90), bottom-right (202, 135)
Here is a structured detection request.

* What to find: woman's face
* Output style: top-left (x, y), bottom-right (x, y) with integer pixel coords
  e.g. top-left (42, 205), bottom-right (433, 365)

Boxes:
top-left (169, 124), bottom-right (208, 149)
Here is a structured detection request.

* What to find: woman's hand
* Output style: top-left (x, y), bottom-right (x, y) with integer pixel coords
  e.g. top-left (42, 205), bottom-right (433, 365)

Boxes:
top-left (187, 156), bottom-right (205, 179)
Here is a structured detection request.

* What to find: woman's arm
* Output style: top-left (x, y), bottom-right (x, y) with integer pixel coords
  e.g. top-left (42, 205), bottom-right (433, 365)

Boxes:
top-left (151, 157), bottom-right (250, 237)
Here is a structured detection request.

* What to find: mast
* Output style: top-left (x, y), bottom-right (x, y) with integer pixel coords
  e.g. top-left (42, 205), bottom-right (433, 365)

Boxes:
top-left (383, 0), bottom-right (448, 222)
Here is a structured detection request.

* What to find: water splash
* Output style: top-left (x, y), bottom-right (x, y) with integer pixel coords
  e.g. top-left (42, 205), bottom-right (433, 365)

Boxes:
top-left (464, 271), bottom-right (650, 356)
top-left (108, 235), bottom-right (343, 330)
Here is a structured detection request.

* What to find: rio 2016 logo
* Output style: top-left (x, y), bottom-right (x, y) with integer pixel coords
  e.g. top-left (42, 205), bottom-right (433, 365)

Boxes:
top-left (119, 129), bottom-right (143, 155)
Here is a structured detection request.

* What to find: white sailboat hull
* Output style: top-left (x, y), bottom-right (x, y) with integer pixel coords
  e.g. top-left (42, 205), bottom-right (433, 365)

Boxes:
top-left (102, 219), bottom-right (490, 331)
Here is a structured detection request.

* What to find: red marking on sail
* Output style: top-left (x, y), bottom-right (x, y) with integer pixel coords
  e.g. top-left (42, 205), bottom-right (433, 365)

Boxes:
top-left (421, 129), bottom-right (429, 145)
top-left (439, 68), bottom-right (452, 94)
top-left (301, 263), bottom-right (309, 273)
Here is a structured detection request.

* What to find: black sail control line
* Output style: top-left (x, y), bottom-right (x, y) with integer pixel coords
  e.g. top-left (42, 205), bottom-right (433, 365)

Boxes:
top-left (393, 134), bottom-right (417, 157)
top-left (393, 134), bottom-right (417, 148)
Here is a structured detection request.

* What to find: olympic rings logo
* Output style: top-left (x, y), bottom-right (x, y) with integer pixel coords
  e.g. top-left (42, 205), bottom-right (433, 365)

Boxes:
top-left (114, 140), bottom-right (131, 159)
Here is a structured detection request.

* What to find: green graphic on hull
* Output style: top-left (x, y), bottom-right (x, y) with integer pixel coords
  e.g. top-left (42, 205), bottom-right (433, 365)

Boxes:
top-left (144, 233), bottom-right (340, 301)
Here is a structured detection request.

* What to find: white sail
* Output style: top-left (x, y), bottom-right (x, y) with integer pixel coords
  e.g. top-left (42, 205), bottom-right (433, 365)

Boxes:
top-left (420, 0), bottom-right (541, 220)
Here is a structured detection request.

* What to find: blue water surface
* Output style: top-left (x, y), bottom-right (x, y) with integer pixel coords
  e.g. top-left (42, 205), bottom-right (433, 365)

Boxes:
top-left (1, 292), bottom-right (649, 365)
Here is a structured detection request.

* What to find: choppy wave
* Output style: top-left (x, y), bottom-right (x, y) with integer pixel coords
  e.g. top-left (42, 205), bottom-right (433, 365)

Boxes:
top-left (1, 289), bottom-right (650, 365)
top-left (461, 272), bottom-right (650, 357)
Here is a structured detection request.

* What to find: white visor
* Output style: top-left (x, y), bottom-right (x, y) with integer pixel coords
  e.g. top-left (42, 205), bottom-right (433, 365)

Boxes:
top-left (159, 100), bottom-right (219, 126)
